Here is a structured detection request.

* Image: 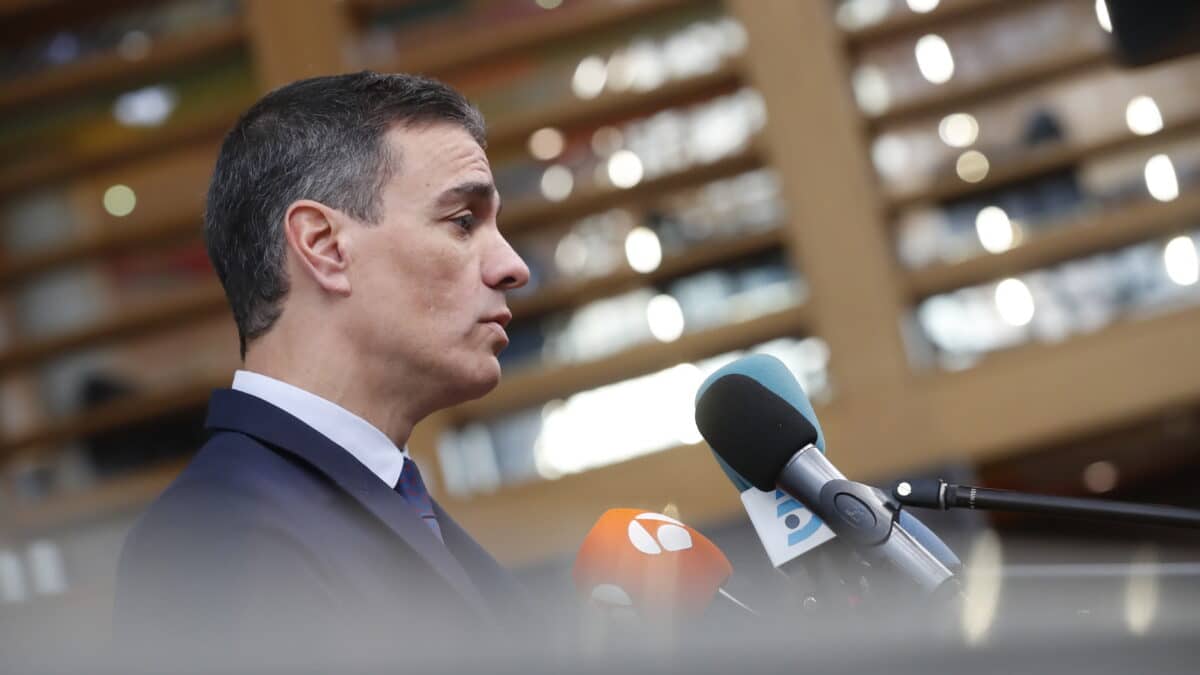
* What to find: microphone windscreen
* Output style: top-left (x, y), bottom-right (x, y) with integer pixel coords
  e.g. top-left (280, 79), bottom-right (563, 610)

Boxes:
top-left (696, 354), bottom-right (826, 450)
top-left (573, 509), bottom-right (732, 617)
top-left (695, 366), bottom-right (820, 491)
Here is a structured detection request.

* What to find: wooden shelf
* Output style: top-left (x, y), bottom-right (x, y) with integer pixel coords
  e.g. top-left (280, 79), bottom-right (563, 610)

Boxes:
top-left (868, 44), bottom-right (1109, 129)
top-left (0, 67), bottom-right (745, 286)
top-left (486, 59), bottom-right (744, 149)
top-left (0, 0), bottom-right (55, 15)
top-left (0, 373), bottom-right (224, 458)
top-left (843, 0), bottom-right (1017, 47)
top-left (0, 19), bottom-right (247, 113)
top-left (905, 190), bottom-right (1200, 299)
top-left (888, 107), bottom-right (1200, 211)
top-left (0, 0), bottom-right (148, 40)
top-left (0, 304), bottom-right (809, 458)
top-left (913, 304), bottom-right (1200, 471)
top-left (0, 110), bottom-right (238, 200)
top-left (378, 0), bottom-right (694, 77)
top-left (0, 214), bottom-right (202, 288)
top-left (0, 281), bottom-right (227, 377)
top-left (3, 457), bottom-right (189, 536)
top-left (453, 303), bottom-right (811, 422)
top-left (510, 227), bottom-right (783, 320)
top-left (502, 146), bottom-right (764, 235)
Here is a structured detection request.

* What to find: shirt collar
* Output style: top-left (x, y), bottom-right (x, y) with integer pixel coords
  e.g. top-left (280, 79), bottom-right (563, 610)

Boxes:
top-left (231, 370), bottom-right (407, 488)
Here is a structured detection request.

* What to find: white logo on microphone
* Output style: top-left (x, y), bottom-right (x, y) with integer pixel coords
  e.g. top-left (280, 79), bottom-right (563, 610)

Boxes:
top-left (626, 512), bottom-right (693, 555)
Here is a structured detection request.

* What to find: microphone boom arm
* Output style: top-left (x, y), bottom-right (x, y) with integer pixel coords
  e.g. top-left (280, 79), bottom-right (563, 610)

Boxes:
top-left (892, 479), bottom-right (1200, 529)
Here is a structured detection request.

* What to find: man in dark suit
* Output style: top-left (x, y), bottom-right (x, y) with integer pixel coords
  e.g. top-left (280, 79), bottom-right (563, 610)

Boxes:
top-left (114, 71), bottom-right (533, 669)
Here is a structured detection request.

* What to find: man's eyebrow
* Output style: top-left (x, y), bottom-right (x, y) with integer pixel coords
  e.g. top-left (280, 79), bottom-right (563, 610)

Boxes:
top-left (435, 181), bottom-right (497, 208)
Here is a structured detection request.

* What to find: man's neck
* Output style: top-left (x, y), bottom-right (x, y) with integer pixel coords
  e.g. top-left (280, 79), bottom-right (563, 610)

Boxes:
top-left (242, 346), bottom-right (418, 449)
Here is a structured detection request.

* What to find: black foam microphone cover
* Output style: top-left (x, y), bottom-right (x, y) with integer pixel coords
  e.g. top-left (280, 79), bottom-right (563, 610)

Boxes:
top-left (694, 373), bottom-right (820, 491)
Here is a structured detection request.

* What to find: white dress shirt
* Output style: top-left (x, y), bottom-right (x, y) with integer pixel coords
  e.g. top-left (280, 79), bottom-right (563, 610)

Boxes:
top-left (232, 370), bottom-right (407, 488)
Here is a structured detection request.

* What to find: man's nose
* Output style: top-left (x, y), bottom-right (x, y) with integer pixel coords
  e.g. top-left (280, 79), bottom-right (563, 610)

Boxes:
top-left (485, 233), bottom-right (530, 291)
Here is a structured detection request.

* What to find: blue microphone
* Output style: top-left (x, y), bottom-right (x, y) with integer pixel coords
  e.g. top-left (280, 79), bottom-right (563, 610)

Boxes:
top-left (696, 354), bottom-right (960, 592)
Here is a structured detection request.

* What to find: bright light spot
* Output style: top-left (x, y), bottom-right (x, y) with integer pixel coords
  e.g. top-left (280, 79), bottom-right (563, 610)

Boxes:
top-left (624, 39), bottom-right (667, 92)
top-left (522, 340), bottom-right (827, 482)
top-left (607, 150), bottom-right (644, 189)
top-left (994, 278), bottom-right (1035, 327)
top-left (961, 530), bottom-right (1003, 646)
top-left (535, 361), bottom-right (706, 476)
top-left (716, 17), bottom-right (748, 55)
top-left (102, 185), bottom-right (137, 217)
top-left (113, 85), bottom-right (177, 127)
top-left (1125, 96), bottom-right (1163, 136)
top-left (117, 30), bottom-right (151, 60)
top-left (906, 0), bottom-right (940, 13)
top-left (666, 366), bottom-right (705, 444)
top-left (915, 34), bottom-right (954, 84)
top-left (1125, 546), bottom-right (1160, 635)
top-left (624, 226), bottom-right (662, 273)
top-left (871, 134), bottom-right (910, 178)
top-left (528, 127), bottom-right (565, 161)
top-left (852, 64), bottom-right (891, 115)
top-left (646, 294), bottom-right (685, 342)
top-left (938, 112), bottom-right (979, 147)
top-left (606, 50), bottom-right (636, 92)
top-left (975, 206), bottom-right (1016, 254)
top-left (1082, 460), bottom-right (1119, 493)
top-left (572, 55), bottom-right (608, 99)
top-left (535, 0), bottom-right (563, 8)
top-left (1144, 154), bottom-right (1179, 202)
top-left (540, 165), bottom-right (574, 202)
top-left (555, 233), bottom-right (588, 275)
top-left (1163, 236), bottom-right (1199, 286)
top-left (1095, 0), bottom-right (1112, 33)
top-left (591, 126), bottom-right (624, 156)
top-left (26, 540), bottom-right (66, 596)
top-left (956, 150), bottom-right (990, 183)
top-left (835, 0), bottom-right (890, 30)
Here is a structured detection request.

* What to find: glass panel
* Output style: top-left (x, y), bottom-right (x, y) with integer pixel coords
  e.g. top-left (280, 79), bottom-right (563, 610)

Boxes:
top-left (490, 87), bottom-right (766, 207)
top-left (0, 0), bottom-right (240, 85)
top-left (438, 335), bottom-right (831, 497)
top-left (848, 0), bottom-right (1106, 117)
top-left (910, 228), bottom-right (1200, 368)
top-left (896, 141), bottom-right (1200, 269)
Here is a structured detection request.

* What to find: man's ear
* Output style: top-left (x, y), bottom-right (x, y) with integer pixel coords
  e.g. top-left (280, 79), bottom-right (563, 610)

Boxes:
top-left (283, 200), bottom-right (352, 295)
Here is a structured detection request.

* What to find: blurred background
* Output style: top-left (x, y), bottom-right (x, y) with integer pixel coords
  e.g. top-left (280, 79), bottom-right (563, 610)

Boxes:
top-left (1, 0), bottom-right (1199, 659)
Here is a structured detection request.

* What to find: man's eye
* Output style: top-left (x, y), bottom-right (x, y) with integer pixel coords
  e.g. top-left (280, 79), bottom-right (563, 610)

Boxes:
top-left (451, 214), bottom-right (476, 231)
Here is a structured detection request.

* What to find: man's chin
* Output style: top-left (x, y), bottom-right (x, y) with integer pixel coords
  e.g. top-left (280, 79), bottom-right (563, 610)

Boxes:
top-left (453, 360), bottom-right (503, 402)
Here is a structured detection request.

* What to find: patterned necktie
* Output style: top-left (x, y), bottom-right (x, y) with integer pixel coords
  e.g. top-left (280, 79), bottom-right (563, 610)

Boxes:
top-left (394, 457), bottom-right (444, 543)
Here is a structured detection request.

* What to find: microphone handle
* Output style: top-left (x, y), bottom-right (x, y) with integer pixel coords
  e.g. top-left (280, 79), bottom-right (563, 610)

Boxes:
top-left (777, 538), bottom-right (868, 615)
top-left (778, 446), bottom-right (955, 593)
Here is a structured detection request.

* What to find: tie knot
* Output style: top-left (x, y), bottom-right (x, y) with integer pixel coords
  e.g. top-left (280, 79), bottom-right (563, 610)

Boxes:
top-left (396, 457), bottom-right (443, 543)
top-left (397, 457), bottom-right (430, 499)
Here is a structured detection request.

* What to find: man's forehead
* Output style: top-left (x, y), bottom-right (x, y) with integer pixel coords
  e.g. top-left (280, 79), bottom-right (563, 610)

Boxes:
top-left (385, 122), bottom-right (488, 163)
top-left (385, 124), bottom-right (493, 191)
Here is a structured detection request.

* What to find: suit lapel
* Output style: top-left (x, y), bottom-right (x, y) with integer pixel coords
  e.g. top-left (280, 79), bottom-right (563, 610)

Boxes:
top-left (205, 389), bottom-right (494, 621)
top-left (434, 502), bottom-right (529, 618)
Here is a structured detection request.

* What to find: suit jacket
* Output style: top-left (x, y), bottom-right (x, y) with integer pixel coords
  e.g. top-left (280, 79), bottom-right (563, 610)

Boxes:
top-left (114, 388), bottom-right (530, 668)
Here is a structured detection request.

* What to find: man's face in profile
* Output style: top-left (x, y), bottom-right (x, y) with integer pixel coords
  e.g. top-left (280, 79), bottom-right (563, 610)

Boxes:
top-left (343, 122), bottom-right (530, 402)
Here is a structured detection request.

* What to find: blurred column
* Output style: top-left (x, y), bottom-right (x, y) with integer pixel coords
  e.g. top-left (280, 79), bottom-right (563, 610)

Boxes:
top-left (728, 0), bottom-right (928, 459)
top-left (245, 0), bottom-right (352, 90)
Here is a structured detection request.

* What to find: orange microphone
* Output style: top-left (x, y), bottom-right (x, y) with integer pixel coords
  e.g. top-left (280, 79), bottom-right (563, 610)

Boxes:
top-left (572, 508), bottom-right (751, 619)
